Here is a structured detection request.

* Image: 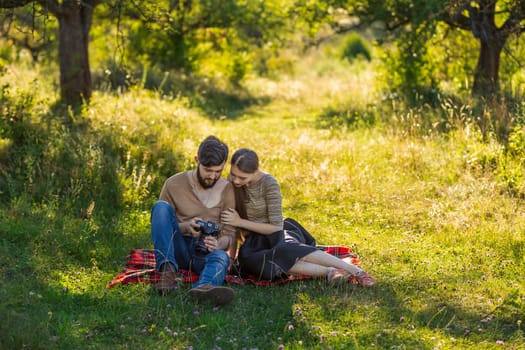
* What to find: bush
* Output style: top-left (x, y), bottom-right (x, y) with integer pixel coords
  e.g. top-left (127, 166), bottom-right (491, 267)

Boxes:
top-left (341, 33), bottom-right (371, 62)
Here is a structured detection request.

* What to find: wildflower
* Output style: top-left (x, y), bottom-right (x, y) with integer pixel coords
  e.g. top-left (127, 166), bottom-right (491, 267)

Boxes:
top-left (212, 306), bottom-right (219, 312)
top-left (331, 331), bottom-right (337, 336)
top-left (164, 327), bottom-right (172, 333)
top-left (173, 332), bottom-right (178, 337)
top-left (481, 317), bottom-right (491, 323)
top-left (287, 324), bottom-right (294, 331)
top-left (277, 345), bottom-right (284, 350)
top-left (193, 310), bottom-right (200, 316)
top-left (399, 316), bottom-right (405, 322)
top-left (119, 324), bottom-right (125, 330)
top-left (216, 336), bottom-right (221, 341)
top-left (496, 340), bottom-right (504, 345)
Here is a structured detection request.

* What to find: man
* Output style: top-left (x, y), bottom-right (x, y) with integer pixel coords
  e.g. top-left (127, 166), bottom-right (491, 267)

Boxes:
top-left (151, 135), bottom-right (236, 305)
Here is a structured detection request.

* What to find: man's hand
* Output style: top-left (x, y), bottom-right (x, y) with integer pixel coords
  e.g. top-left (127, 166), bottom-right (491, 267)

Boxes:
top-left (188, 217), bottom-right (204, 237)
top-left (203, 235), bottom-right (219, 252)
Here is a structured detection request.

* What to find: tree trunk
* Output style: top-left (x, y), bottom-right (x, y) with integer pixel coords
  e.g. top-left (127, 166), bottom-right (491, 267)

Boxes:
top-left (472, 38), bottom-right (503, 97)
top-left (57, 1), bottom-right (94, 106)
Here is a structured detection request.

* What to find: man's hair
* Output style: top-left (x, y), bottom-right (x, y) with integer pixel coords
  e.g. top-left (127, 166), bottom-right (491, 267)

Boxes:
top-left (198, 135), bottom-right (229, 166)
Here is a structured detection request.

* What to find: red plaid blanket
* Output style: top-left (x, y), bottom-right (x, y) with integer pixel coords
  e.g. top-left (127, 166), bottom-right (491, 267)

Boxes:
top-left (108, 246), bottom-right (360, 288)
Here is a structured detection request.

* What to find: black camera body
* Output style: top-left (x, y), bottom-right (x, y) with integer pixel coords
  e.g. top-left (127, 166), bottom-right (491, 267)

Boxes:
top-left (196, 220), bottom-right (221, 237)
top-left (195, 220), bottom-right (221, 254)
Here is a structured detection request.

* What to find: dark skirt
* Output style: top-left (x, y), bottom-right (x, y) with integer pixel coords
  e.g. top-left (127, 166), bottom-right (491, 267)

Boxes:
top-left (237, 218), bottom-right (318, 281)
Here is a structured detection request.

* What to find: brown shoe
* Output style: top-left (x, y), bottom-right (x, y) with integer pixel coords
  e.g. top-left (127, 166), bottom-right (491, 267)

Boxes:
top-left (355, 271), bottom-right (376, 287)
top-left (189, 285), bottom-right (234, 305)
top-left (327, 268), bottom-right (351, 286)
top-left (156, 271), bottom-right (181, 295)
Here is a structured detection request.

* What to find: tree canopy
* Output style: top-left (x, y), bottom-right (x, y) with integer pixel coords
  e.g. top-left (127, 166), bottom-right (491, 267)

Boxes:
top-left (1, 0), bottom-right (524, 107)
top-left (335, 0), bottom-right (525, 99)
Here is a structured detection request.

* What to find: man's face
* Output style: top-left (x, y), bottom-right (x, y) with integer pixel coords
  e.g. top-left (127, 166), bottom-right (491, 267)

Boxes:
top-left (197, 163), bottom-right (225, 188)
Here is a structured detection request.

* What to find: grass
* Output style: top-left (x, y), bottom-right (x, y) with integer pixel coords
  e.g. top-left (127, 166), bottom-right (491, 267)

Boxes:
top-left (1, 45), bottom-right (525, 349)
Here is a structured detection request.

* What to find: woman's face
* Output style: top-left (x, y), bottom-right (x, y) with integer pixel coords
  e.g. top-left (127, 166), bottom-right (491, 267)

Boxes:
top-left (229, 164), bottom-right (257, 187)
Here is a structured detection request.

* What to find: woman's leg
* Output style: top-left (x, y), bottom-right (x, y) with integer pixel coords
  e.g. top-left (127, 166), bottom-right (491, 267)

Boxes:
top-left (288, 260), bottom-right (356, 286)
top-left (298, 250), bottom-right (363, 275)
top-left (288, 260), bottom-right (330, 276)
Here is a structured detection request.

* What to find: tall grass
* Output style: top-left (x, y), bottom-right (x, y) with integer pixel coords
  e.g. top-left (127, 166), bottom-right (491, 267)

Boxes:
top-left (1, 42), bottom-right (524, 350)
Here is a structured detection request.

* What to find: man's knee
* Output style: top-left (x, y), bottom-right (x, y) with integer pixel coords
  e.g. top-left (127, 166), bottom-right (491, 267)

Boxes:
top-left (208, 250), bottom-right (230, 267)
top-left (151, 200), bottom-right (173, 219)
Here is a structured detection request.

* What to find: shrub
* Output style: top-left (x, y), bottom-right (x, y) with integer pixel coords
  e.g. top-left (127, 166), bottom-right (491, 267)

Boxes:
top-left (341, 33), bottom-right (371, 62)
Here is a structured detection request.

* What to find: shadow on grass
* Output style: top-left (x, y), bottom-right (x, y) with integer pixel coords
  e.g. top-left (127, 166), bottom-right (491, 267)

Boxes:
top-left (128, 70), bottom-right (271, 121)
top-left (268, 275), bottom-right (523, 349)
top-left (181, 80), bottom-right (271, 121)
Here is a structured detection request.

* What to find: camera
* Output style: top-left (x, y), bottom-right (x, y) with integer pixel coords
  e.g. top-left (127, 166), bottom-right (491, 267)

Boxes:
top-left (195, 220), bottom-right (221, 254)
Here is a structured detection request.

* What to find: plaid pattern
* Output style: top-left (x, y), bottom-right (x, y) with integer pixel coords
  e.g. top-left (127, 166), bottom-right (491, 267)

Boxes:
top-left (108, 246), bottom-right (360, 288)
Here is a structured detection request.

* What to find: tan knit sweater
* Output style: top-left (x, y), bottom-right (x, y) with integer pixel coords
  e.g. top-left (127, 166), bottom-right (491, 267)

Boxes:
top-left (159, 170), bottom-right (236, 244)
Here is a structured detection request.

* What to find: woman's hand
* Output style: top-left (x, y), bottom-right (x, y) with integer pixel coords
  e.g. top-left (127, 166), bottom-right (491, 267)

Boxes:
top-left (221, 208), bottom-right (241, 227)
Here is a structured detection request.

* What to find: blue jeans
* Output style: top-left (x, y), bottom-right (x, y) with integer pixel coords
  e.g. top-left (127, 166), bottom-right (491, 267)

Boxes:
top-left (150, 200), bottom-right (229, 288)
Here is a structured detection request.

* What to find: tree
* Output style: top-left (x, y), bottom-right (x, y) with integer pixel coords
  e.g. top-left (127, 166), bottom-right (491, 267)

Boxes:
top-left (441, 1), bottom-right (525, 97)
top-left (339, 0), bottom-right (525, 98)
top-left (1, 0), bottom-right (101, 106)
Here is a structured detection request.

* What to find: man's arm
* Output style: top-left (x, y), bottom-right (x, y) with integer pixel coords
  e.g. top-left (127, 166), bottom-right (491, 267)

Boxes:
top-left (217, 182), bottom-right (237, 251)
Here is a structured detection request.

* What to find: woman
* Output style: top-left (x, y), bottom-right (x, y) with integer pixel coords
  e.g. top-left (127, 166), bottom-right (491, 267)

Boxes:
top-left (220, 148), bottom-right (376, 287)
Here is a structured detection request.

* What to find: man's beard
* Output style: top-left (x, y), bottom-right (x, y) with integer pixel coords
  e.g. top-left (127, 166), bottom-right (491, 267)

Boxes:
top-left (197, 167), bottom-right (218, 189)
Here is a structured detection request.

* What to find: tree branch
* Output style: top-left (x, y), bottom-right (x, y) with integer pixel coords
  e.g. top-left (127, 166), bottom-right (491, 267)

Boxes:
top-left (499, 2), bottom-right (525, 38)
top-left (440, 3), bottom-right (475, 31)
top-left (0, 0), bottom-right (32, 8)
top-left (34, 0), bottom-right (61, 16)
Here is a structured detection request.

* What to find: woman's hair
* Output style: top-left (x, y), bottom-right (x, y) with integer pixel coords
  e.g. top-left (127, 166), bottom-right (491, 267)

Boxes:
top-left (231, 148), bottom-right (259, 173)
top-left (231, 148), bottom-right (259, 220)
top-left (198, 135), bottom-right (229, 166)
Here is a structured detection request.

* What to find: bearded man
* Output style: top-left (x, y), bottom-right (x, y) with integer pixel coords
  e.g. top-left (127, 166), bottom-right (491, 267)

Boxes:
top-left (150, 135), bottom-right (236, 305)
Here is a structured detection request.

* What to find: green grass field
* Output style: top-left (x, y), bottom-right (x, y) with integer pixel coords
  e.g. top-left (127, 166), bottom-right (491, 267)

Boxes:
top-left (1, 47), bottom-right (524, 349)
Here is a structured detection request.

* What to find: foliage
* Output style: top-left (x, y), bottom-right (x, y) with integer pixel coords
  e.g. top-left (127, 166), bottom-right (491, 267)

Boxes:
top-left (341, 32), bottom-right (371, 62)
top-left (0, 72), bottom-right (197, 215)
top-left (90, 0), bottom-right (307, 88)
